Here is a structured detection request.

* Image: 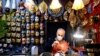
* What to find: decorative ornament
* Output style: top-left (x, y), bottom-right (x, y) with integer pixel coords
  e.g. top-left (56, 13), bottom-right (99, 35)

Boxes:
top-left (22, 38), bottom-right (26, 44)
top-left (39, 1), bottom-right (48, 13)
top-left (40, 37), bottom-right (44, 44)
top-left (35, 31), bottom-right (39, 37)
top-left (24, 0), bottom-right (38, 13)
top-left (35, 23), bottom-right (39, 29)
top-left (35, 16), bottom-right (39, 22)
top-left (63, 11), bottom-right (68, 21)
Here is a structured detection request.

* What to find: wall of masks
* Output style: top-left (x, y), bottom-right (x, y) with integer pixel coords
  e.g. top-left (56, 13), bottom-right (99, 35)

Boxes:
top-left (0, 0), bottom-right (99, 55)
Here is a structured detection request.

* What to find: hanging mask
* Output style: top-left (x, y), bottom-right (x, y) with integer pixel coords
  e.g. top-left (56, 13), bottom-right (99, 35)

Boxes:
top-left (82, 0), bottom-right (90, 5)
top-left (0, 44), bottom-right (2, 47)
top-left (16, 13), bottom-right (20, 17)
top-left (24, 0), bottom-right (38, 13)
top-left (35, 23), bottom-right (39, 29)
top-left (16, 27), bottom-right (21, 31)
top-left (35, 31), bottom-right (39, 37)
top-left (11, 22), bottom-right (16, 26)
top-left (26, 30), bottom-right (30, 34)
top-left (11, 27), bottom-right (16, 31)
top-left (12, 38), bottom-right (15, 43)
top-left (26, 23), bottom-right (30, 30)
top-left (21, 30), bottom-right (26, 34)
top-left (40, 23), bottom-right (44, 30)
top-left (11, 33), bottom-right (16, 37)
top-left (26, 17), bottom-right (30, 22)
top-left (19, 1), bottom-right (25, 10)
top-left (16, 38), bottom-right (21, 43)
top-left (3, 44), bottom-right (7, 47)
top-left (35, 38), bottom-right (39, 44)
top-left (63, 11), bottom-right (68, 21)
top-left (31, 15), bottom-right (35, 19)
top-left (7, 22), bottom-right (11, 26)
top-left (7, 39), bottom-right (11, 43)
top-left (16, 18), bottom-right (21, 22)
top-left (9, 44), bottom-right (13, 48)
top-left (25, 11), bottom-right (30, 16)
top-left (40, 30), bottom-right (44, 36)
top-left (69, 10), bottom-right (76, 28)
top-left (40, 23), bottom-right (43, 27)
top-left (31, 37), bottom-right (34, 43)
top-left (21, 33), bottom-right (25, 37)
top-left (16, 22), bottom-right (20, 26)
top-left (40, 37), bottom-right (44, 44)
top-left (26, 30), bottom-right (30, 37)
top-left (44, 12), bottom-right (48, 20)
top-left (16, 33), bottom-right (21, 38)
top-left (31, 30), bottom-right (35, 36)
top-left (31, 15), bottom-right (35, 22)
top-left (31, 23), bottom-right (34, 30)
top-left (65, 1), bottom-right (73, 13)
top-left (26, 38), bottom-right (30, 44)
top-left (7, 33), bottom-right (11, 37)
top-left (35, 16), bottom-right (39, 22)
top-left (39, 1), bottom-right (48, 13)
top-left (21, 11), bottom-right (25, 16)
top-left (22, 38), bottom-right (26, 44)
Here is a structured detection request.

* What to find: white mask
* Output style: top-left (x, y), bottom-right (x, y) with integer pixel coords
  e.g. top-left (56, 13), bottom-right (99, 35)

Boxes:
top-left (57, 36), bottom-right (63, 41)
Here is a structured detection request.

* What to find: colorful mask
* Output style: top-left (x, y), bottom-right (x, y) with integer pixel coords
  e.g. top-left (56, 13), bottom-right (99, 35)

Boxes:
top-left (35, 31), bottom-right (39, 37)
top-left (31, 23), bottom-right (34, 30)
top-left (40, 30), bottom-right (44, 36)
top-left (35, 16), bottom-right (39, 22)
top-left (7, 39), bottom-right (11, 43)
top-left (39, 1), bottom-right (48, 13)
top-left (35, 23), bottom-right (39, 29)
top-left (40, 37), bottom-right (44, 44)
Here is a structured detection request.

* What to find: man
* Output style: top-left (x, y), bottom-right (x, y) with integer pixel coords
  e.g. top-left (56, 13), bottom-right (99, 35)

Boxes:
top-left (52, 28), bottom-right (69, 56)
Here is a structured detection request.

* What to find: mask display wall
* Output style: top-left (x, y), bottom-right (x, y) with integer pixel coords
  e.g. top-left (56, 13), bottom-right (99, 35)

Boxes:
top-left (0, 0), bottom-right (99, 55)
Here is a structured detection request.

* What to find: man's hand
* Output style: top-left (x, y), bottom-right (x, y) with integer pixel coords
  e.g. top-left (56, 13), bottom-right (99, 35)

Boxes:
top-left (52, 41), bottom-right (59, 47)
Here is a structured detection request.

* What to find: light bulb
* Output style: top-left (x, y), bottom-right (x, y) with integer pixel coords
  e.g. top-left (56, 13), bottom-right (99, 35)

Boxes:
top-left (50, 0), bottom-right (62, 9)
top-left (72, 0), bottom-right (84, 10)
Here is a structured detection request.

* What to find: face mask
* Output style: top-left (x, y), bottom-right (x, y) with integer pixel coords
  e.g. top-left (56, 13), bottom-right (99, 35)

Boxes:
top-left (57, 36), bottom-right (63, 41)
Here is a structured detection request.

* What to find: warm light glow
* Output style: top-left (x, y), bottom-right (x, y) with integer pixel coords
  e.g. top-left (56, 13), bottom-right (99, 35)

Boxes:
top-left (73, 27), bottom-right (84, 38)
top-left (50, 0), bottom-right (62, 9)
top-left (73, 33), bottom-right (84, 38)
top-left (72, 0), bottom-right (84, 10)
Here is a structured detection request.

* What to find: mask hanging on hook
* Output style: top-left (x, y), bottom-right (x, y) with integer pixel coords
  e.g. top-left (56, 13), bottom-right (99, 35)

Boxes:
top-left (39, 0), bottom-right (48, 13)
top-left (24, 0), bottom-right (38, 13)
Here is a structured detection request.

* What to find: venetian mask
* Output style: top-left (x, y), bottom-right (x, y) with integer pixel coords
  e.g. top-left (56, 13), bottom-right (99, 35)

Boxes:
top-left (25, 11), bottom-right (30, 16)
top-left (35, 38), bottom-right (39, 44)
top-left (35, 23), bottom-right (39, 29)
top-left (31, 30), bottom-right (35, 36)
top-left (63, 11), bottom-right (68, 21)
top-left (39, 1), bottom-right (48, 13)
top-left (22, 38), bottom-right (26, 44)
top-left (31, 23), bottom-right (34, 30)
top-left (16, 38), bottom-right (21, 43)
top-left (35, 31), bottom-right (39, 37)
top-left (35, 16), bottom-right (39, 22)
top-left (26, 38), bottom-right (30, 44)
top-left (7, 39), bottom-right (11, 43)
top-left (40, 37), bottom-right (44, 44)
top-left (40, 30), bottom-right (44, 36)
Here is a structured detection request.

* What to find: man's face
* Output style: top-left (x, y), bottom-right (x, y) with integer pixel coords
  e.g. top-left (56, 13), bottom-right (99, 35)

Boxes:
top-left (56, 29), bottom-right (65, 40)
